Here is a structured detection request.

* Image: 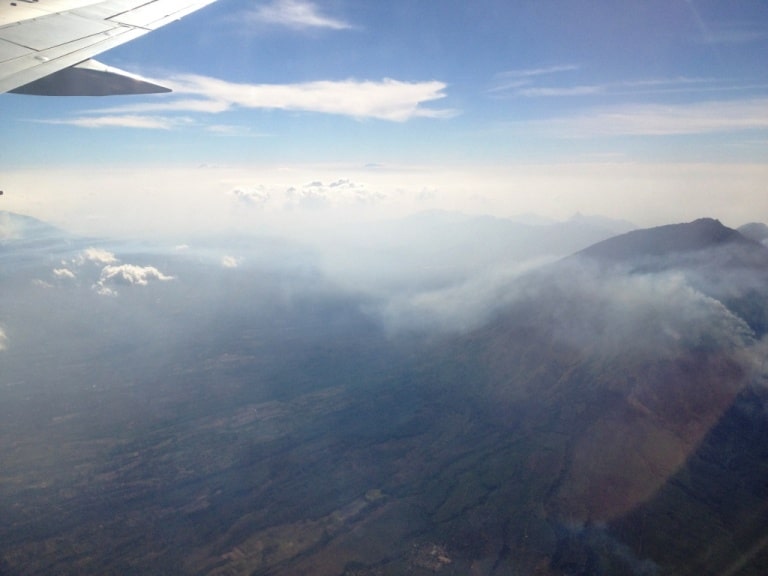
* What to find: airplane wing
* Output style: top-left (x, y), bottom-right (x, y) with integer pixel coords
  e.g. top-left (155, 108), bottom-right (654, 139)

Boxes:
top-left (0, 0), bottom-right (217, 96)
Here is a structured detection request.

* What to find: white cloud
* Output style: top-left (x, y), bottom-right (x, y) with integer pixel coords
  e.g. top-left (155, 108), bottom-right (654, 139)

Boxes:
top-left (232, 186), bottom-right (271, 207)
top-left (527, 97), bottom-right (768, 137)
top-left (94, 285), bottom-right (117, 297)
top-left (292, 178), bottom-right (386, 208)
top-left (221, 255), bottom-right (239, 268)
top-left (231, 178), bottom-right (385, 211)
top-left (63, 75), bottom-right (455, 126)
top-left (0, 326), bottom-right (7, 351)
top-left (515, 85), bottom-right (603, 97)
top-left (245, 0), bottom-right (352, 30)
top-left (78, 249), bottom-right (115, 265)
top-left (175, 75), bottom-right (453, 121)
top-left (490, 71), bottom-right (744, 100)
top-left (102, 75), bottom-right (455, 122)
top-left (89, 99), bottom-right (231, 116)
top-left (206, 124), bottom-right (253, 135)
top-left (39, 115), bottom-right (192, 130)
top-left (53, 267), bottom-right (76, 279)
top-left (97, 264), bottom-right (174, 287)
top-left (496, 64), bottom-right (580, 79)
top-left (78, 248), bottom-right (118, 265)
top-left (489, 65), bottom-right (579, 94)
top-left (93, 263), bottom-right (174, 295)
top-left (621, 77), bottom-right (712, 89)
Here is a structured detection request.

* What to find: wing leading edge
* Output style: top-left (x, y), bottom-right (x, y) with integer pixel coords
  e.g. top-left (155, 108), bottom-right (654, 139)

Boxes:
top-left (0, 0), bottom-right (217, 96)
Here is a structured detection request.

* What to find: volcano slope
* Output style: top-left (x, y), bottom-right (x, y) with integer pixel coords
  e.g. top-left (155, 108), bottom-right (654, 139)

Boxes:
top-left (396, 218), bottom-right (768, 575)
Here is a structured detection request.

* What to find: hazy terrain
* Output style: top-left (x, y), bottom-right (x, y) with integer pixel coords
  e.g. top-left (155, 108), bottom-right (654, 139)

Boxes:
top-left (1, 210), bottom-right (767, 575)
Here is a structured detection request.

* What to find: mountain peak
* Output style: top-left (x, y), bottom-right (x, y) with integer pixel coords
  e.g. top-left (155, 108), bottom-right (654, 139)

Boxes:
top-left (576, 218), bottom-right (755, 262)
top-left (0, 211), bottom-right (75, 257)
top-left (0, 211), bottom-right (63, 241)
top-left (738, 222), bottom-right (768, 244)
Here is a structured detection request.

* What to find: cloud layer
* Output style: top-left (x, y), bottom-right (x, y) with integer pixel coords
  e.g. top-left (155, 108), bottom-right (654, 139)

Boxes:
top-left (231, 178), bottom-right (386, 211)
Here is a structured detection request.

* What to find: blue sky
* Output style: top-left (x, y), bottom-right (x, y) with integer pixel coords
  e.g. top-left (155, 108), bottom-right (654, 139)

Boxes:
top-left (2, 0), bottom-right (768, 235)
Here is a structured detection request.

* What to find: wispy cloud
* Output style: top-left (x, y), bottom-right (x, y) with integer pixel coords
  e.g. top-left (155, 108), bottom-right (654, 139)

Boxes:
top-left (492, 70), bottom-right (759, 100)
top-left (620, 77), bottom-right (713, 89)
top-left (700, 24), bottom-right (767, 45)
top-left (683, 3), bottom-right (767, 46)
top-left (0, 326), bottom-right (7, 351)
top-left (81, 101), bottom-right (220, 116)
top-left (206, 124), bottom-right (256, 136)
top-left (90, 75), bottom-right (455, 123)
top-left (496, 64), bottom-right (580, 79)
top-left (490, 65), bottom-right (579, 94)
top-left (244, 0), bottom-right (352, 30)
top-left (515, 85), bottom-right (603, 97)
top-left (39, 115), bottom-right (191, 130)
top-left (521, 98), bottom-right (768, 137)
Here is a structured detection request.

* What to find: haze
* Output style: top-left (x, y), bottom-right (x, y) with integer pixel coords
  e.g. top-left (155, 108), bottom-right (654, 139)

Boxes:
top-left (2, 2), bottom-right (768, 574)
top-left (2, 0), bottom-right (767, 237)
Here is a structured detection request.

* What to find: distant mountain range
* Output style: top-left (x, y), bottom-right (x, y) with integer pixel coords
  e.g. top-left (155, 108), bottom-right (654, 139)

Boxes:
top-left (0, 210), bottom-right (88, 276)
top-left (0, 210), bottom-right (69, 245)
top-left (739, 221), bottom-right (768, 244)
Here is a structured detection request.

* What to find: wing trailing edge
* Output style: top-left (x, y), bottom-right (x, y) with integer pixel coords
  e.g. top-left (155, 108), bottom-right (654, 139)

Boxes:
top-left (0, 0), bottom-right (217, 96)
top-left (10, 59), bottom-right (171, 96)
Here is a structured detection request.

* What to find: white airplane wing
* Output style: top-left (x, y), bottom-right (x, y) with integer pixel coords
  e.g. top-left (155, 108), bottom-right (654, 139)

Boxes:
top-left (0, 0), bottom-right (217, 96)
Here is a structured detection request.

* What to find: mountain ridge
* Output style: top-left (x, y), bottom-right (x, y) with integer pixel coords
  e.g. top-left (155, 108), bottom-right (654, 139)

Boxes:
top-left (575, 217), bottom-right (763, 261)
